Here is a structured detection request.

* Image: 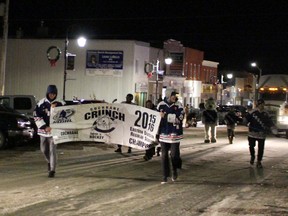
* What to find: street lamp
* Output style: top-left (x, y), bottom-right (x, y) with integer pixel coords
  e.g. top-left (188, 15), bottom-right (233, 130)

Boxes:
top-left (145, 57), bottom-right (172, 104)
top-left (63, 35), bottom-right (87, 101)
top-left (220, 73), bottom-right (233, 105)
top-left (164, 57), bottom-right (172, 65)
top-left (250, 62), bottom-right (262, 102)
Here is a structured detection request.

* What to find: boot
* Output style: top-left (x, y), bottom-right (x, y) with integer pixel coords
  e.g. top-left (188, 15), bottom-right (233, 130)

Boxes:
top-left (256, 161), bottom-right (263, 168)
top-left (48, 171), bottom-right (55, 178)
top-left (250, 156), bottom-right (255, 165)
top-left (156, 147), bottom-right (161, 156)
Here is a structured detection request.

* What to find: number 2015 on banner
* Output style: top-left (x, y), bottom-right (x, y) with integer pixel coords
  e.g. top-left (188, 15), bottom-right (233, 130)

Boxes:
top-left (134, 111), bottom-right (156, 132)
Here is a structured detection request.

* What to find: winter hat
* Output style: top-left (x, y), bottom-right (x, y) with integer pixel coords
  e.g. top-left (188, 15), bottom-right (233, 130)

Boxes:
top-left (256, 98), bottom-right (265, 106)
top-left (165, 89), bottom-right (178, 98)
top-left (46, 85), bottom-right (58, 95)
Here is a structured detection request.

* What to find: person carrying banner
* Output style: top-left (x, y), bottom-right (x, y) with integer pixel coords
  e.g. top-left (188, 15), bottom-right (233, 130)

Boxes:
top-left (157, 90), bottom-right (184, 184)
top-left (115, 93), bottom-right (135, 153)
top-left (143, 100), bottom-right (158, 161)
top-left (34, 85), bottom-right (65, 178)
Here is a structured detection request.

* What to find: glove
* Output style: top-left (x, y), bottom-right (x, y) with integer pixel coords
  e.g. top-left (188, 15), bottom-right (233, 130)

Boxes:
top-left (271, 127), bottom-right (278, 135)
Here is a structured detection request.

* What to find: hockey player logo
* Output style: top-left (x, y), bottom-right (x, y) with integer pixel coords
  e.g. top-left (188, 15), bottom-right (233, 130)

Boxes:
top-left (92, 115), bottom-right (116, 133)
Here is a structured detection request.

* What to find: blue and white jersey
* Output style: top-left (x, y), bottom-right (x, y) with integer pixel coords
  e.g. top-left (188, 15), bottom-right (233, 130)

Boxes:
top-left (34, 97), bottom-right (65, 137)
top-left (157, 99), bottom-right (184, 143)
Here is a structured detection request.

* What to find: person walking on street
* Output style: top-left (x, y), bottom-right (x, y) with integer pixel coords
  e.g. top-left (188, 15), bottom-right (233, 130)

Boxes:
top-left (143, 100), bottom-right (158, 161)
top-left (224, 107), bottom-right (242, 144)
top-left (115, 93), bottom-right (135, 153)
top-left (34, 85), bottom-right (65, 177)
top-left (157, 91), bottom-right (184, 184)
top-left (244, 98), bottom-right (276, 168)
top-left (202, 97), bottom-right (218, 143)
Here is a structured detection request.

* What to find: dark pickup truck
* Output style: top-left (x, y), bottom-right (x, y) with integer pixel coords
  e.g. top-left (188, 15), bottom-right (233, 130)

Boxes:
top-left (0, 104), bottom-right (34, 149)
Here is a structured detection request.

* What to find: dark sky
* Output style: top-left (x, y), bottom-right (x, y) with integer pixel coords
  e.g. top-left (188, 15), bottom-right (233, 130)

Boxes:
top-left (7, 0), bottom-right (288, 75)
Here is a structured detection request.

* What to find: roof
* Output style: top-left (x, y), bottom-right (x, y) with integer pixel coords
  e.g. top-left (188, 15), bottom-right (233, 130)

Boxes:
top-left (259, 74), bottom-right (288, 87)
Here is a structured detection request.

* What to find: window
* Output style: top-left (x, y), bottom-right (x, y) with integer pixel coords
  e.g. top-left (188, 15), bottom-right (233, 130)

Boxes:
top-left (14, 98), bottom-right (32, 110)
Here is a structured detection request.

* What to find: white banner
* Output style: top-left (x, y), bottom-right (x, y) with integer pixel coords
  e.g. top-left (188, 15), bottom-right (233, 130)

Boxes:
top-left (50, 103), bottom-right (161, 150)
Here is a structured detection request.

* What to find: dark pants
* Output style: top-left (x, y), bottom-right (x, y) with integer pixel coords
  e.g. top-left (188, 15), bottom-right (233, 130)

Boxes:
top-left (248, 137), bottom-right (265, 162)
top-left (117, 144), bottom-right (131, 151)
top-left (160, 142), bottom-right (181, 178)
top-left (227, 128), bottom-right (235, 137)
top-left (145, 147), bottom-right (155, 159)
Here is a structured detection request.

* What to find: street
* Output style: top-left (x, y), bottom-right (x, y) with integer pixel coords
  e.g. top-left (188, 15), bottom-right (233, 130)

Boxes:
top-left (1, 125), bottom-right (288, 216)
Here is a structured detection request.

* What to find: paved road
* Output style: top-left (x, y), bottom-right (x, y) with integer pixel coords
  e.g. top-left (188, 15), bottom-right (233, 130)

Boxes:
top-left (1, 126), bottom-right (288, 216)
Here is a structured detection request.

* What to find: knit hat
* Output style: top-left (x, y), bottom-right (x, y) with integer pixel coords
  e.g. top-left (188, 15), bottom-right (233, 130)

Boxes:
top-left (165, 89), bottom-right (178, 98)
top-left (256, 98), bottom-right (265, 106)
top-left (46, 85), bottom-right (58, 95)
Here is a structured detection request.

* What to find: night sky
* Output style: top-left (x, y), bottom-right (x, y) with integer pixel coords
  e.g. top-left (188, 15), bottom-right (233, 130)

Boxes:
top-left (7, 0), bottom-right (288, 75)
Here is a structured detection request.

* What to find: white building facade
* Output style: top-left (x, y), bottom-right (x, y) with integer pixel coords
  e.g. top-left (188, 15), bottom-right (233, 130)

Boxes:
top-left (2, 39), bottom-right (159, 105)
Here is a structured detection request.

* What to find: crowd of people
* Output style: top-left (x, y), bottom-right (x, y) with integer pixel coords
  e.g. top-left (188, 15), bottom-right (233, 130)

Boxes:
top-left (34, 84), bottom-right (277, 183)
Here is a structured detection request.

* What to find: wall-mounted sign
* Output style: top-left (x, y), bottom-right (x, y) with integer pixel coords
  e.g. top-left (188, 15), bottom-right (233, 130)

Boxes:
top-left (86, 50), bottom-right (123, 77)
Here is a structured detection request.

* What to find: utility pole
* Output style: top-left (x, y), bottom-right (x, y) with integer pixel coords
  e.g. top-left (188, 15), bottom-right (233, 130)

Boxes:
top-left (0, 0), bottom-right (9, 96)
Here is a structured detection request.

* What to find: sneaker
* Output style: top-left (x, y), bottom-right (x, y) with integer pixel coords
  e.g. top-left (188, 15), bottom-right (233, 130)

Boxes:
top-left (172, 170), bottom-right (178, 182)
top-left (250, 156), bottom-right (255, 165)
top-left (48, 171), bottom-right (55, 178)
top-left (204, 139), bottom-right (210, 143)
top-left (161, 177), bottom-right (168, 184)
top-left (256, 161), bottom-right (263, 168)
top-left (127, 148), bottom-right (132, 153)
top-left (115, 148), bottom-right (122, 153)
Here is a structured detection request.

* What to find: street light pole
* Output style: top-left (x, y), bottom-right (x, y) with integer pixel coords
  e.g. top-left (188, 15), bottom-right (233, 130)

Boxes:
top-left (63, 36), bottom-right (68, 101)
top-left (251, 62), bottom-right (262, 102)
top-left (219, 73), bottom-right (233, 105)
top-left (145, 57), bottom-right (172, 104)
top-left (155, 60), bottom-right (159, 104)
top-left (62, 31), bottom-right (86, 101)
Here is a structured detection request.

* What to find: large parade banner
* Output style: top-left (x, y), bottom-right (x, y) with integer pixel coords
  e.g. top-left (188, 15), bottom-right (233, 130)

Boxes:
top-left (50, 103), bottom-right (161, 150)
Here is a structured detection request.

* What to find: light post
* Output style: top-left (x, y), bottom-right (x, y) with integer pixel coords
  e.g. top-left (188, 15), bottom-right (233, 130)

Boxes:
top-left (145, 56), bottom-right (172, 104)
top-left (250, 62), bottom-right (262, 102)
top-left (220, 73), bottom-right (233, 105)
top-left (63, 34), bottom-right (86, 101)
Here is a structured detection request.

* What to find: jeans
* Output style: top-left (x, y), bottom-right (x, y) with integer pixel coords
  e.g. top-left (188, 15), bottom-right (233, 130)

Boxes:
top-left (160, 142), bottom-right (181, 178)
top-left (248, 136), bottom-right (265, 162)
top-left (40, 136), bottom-right (57, 171)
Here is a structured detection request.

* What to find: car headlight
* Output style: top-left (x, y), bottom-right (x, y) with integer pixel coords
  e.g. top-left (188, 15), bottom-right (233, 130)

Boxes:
top-left (17, 118), bottom-right (31, 128)
top-left (278, 115), bottom-right (288, 125)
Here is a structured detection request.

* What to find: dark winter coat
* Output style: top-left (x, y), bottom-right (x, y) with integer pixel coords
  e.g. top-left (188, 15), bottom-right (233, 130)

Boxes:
top-left (224, 111), bottom-right (242, 126)
top-left (202, 109), bottom-right (218, 124)
top-left (245, 109), bottom-right (274, 139)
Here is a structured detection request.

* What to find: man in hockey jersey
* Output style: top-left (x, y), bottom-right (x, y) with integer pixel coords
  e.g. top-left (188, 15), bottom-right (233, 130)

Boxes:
top-left (245, 98), bottom-right (276, 168)
top-left (157, 90), bottom-right (184, 184)
top-left (34, 85), bottom-right (65, 177)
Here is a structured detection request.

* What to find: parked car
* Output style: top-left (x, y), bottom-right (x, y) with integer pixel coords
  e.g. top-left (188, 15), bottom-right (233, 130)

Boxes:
top-left (217, 105), bottom-right (247, 125)
top-left (0, 95), bottom-right (37, 119)
top-left (0, 104), bottom-right (34, 149)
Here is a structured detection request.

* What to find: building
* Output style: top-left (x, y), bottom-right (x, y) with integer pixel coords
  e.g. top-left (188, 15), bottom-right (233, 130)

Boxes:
top-left (1, 38), bottom-right (220, 108)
